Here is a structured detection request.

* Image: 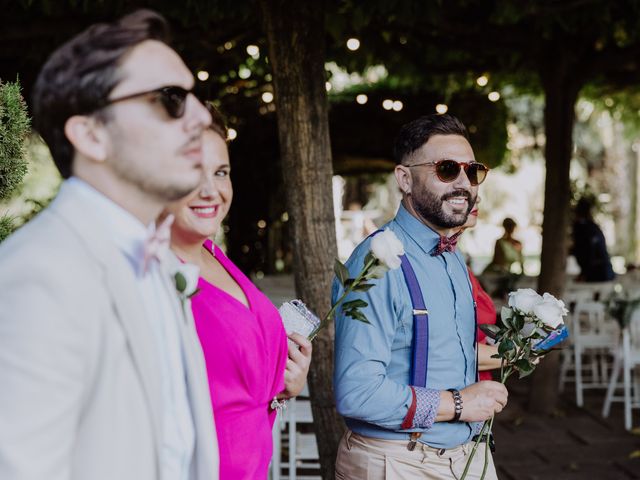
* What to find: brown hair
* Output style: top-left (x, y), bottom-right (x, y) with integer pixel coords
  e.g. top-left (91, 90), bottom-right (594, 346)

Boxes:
top-left (204, 101), bottom-right (229, 141)
top-left (32, 9), bottom-right (171, 178)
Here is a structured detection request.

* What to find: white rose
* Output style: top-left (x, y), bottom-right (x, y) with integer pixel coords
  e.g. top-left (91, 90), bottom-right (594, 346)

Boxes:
top-left (541, 292), bottom-right (569, 314)
top-left (370, 228), bottom-right (405, 270)
top-left (508, 288), bottom-right (543, 315)
top-left (532, 293), bottom-right (568, 329)
top-left (175, 262), bottom-right (200, 297)
top-left (533, 295), bottom-right (567, 328)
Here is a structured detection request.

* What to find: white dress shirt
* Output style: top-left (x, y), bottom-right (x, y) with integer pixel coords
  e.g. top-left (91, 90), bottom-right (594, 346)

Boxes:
top-left (66, 178), bottom-right (196, 480)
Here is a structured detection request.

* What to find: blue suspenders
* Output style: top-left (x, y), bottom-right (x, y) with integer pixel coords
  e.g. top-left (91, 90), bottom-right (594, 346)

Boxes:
top-left (399, 255), bottom-right (430, 388)
top-left (367, 230), bottom-right (478, 390)
top-left (399, 253), bottom-right (479, 388)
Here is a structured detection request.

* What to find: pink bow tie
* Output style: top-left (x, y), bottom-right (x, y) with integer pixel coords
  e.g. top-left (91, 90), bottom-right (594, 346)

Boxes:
top-left (431, 231), bottom-right (462, 256)
top-left (142, 214), bottom-right (174, 273)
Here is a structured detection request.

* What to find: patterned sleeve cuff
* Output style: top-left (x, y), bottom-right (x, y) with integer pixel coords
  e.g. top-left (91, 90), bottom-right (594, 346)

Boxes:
top-left (471, 421), bottom-right (484, 435)
top-left (413, 387), bottom-right (440, 429)
top-left (401, 387), bottom-right (440, 430)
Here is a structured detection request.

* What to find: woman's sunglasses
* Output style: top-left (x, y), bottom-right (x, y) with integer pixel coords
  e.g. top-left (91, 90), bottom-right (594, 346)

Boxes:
top-left (407, 159), bottom-right (489, 186)
top-left (99, 85), bottom-right (193, 119)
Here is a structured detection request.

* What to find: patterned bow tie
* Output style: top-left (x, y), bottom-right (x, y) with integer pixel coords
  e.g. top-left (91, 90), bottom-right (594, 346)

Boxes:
top-left (430, 230), bottom-right (462, 256)
top-left (141, 214), bottom-right (174, 273)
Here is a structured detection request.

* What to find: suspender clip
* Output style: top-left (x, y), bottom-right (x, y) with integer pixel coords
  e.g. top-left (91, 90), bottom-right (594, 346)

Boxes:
top-left (412, 309), bottom-right (429, 315)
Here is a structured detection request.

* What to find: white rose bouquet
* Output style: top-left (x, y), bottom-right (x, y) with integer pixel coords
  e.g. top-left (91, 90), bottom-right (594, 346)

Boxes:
top-left (461, 288), bottom-right (569, 480)
top-left (306, 228), bottom-right (404, 340)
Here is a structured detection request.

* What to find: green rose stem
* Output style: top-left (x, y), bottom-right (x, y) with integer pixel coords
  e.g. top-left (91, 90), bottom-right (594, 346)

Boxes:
top-left (308, 256), bottom-right (377, 341)
top-left (460, 340), bottom-right (526, 480)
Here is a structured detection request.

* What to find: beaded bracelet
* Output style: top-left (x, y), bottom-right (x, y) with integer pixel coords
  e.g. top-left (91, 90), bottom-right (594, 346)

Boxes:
top-left (447, 388), bottom-right (463, 423)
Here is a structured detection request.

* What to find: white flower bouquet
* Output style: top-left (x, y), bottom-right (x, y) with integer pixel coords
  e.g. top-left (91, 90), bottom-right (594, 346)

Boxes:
top-left (461, 288), bottom-right (569, 479)
top-left (280, 229), bottom-right (405, 341)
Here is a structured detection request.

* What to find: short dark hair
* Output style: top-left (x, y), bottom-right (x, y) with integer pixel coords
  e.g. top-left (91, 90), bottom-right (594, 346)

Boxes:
top-left (575, 198), bottom-right (593, 219)
top-left (502, 217), bottom-right (517, 233)
top-left (393, 113), bottom-right (469, 165)
top-left (32, 9), bottom-right (171, 179)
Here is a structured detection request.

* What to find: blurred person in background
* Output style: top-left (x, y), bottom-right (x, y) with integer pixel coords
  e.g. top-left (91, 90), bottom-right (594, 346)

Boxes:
top-left (571, 198), bottom-right (615, 282)
top-left (484, 217), bottom-right (524, 274)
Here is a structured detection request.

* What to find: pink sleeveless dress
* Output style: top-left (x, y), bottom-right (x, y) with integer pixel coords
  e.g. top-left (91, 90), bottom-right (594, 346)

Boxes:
top-left (191, 240), bottom-right (288, 479)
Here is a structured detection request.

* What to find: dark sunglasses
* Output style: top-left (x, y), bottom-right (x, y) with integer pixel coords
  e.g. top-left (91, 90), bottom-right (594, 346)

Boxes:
top-left (407, 159), bottom-right (489, 185)
top-left (99, 85), bottom-right (193, 119)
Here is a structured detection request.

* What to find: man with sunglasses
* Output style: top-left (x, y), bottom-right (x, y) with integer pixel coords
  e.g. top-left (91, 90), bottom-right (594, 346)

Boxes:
top-left (0, 10), bottom-right (218, 480)
top-left (334, 114), bottom-right (507, 479)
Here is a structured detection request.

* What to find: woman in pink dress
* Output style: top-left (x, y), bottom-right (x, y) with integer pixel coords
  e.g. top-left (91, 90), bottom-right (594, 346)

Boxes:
top-left (458, 199), bottom-right (501, 379)
top-left (165, 108), bottom-right (312, 479)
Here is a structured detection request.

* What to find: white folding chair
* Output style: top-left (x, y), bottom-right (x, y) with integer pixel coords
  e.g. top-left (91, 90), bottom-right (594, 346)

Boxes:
top-left (571, 301), bottom-right (619, 406)
top-left (603, 308), bottom-right (640, 430)
top-left (270, 385), bottom-right (318, 480)
top-left (559, 289), bottom-right (602, 392)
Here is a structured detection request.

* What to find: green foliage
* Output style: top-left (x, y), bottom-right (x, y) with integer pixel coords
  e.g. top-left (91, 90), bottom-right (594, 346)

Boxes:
top-left (606, 289), bottom-right (640, 329)
top-left (0, 80), bottom-right (30, 201)
top-left (0, 215), bottom-right (14, 242)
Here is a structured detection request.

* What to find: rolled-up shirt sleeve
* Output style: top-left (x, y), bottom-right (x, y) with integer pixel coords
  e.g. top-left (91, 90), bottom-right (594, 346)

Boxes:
top-left (333, 240), bottom-right (440, 431)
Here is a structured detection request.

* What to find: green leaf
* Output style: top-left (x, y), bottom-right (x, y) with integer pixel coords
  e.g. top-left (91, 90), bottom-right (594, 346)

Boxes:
top-left (364, 251), bottom-right (376, 266)
top-left (501, 306), bottom-right (514, 320)
top-left (479, 324), bottom-right (501, 339)
top-left (516, 359), bottom-right (536, 379)
top-left (334, 259), bottom-right (350, 286)
top-left (513, 315), bottom-right (525, 331)
top-left (342, 299), bottom-right (368, 309)
top-left (347, 310), bottom-right (371, 324)
top-left (498, 338), bottom-right (515, 356)
top-left (174, 272), bottom-right (187, 293)
top-left (353, 283), bottom-right (375, 292)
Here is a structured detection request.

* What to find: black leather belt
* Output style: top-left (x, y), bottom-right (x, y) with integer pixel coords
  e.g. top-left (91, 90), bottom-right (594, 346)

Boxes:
top-left (471, 433), bottom-right (496, 453)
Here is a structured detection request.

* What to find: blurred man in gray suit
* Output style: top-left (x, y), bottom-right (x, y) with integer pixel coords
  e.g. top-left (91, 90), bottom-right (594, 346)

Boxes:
top-left (0, 10), bottom-right (219, 480)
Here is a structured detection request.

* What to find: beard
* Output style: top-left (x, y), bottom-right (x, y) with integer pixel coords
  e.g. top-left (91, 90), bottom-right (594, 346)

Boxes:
top-left (411, 187), bottom-right (476, 229)
top-left (109, 149), bottom-right (201, 203)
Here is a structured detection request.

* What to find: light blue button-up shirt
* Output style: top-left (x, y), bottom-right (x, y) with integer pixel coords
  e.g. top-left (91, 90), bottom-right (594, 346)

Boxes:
top-left (65, 178), bottom-right (195, 480)
top-left (333, 203), bottom-right (477, 449)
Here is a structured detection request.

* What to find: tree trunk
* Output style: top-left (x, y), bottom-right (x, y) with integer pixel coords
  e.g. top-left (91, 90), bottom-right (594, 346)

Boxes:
top-left (529, 53), bottom-right (582, 414)
top-left (259, 1), bottom-right (345, 478)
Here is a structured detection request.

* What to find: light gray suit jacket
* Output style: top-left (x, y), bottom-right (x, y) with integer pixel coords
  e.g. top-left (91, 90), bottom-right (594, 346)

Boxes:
top-left (0, 184), bottom-right (219, 480)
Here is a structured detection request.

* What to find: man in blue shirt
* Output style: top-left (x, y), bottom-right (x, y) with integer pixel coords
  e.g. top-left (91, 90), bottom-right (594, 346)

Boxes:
top-left (334, 114), bottom-right (508, 479)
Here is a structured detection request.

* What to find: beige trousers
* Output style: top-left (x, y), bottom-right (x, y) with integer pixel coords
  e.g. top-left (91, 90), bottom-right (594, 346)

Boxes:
top-left (335, 430), bottom-right (499, 480)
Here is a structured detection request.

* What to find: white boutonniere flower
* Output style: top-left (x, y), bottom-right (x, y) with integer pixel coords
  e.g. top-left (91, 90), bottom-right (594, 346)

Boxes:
top-left (307, 228), bottom-right (404, 340)
top-left (370, 228), bottom-right (405, 270)
top-left (174, 263), bottom-right (200, 300)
